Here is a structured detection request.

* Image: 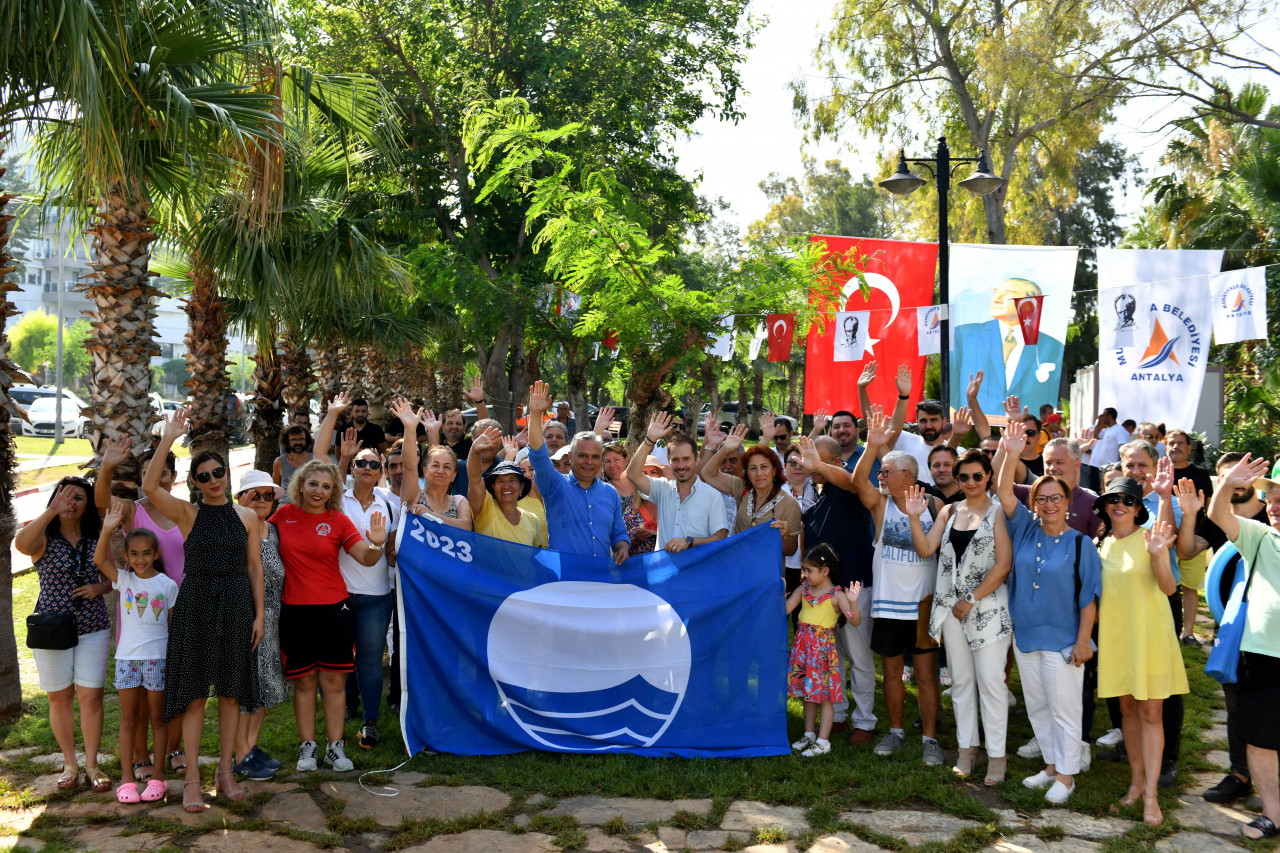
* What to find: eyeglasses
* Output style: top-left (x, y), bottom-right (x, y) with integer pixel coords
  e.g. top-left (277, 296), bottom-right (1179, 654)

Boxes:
top-left (956, 471), bottom-right (987, 483)
top-left (194, 467), bottom-right (227, 484)
top-left (786, 458), bottom-right (804, 467)
top-left (353, 459), bottom-right (382, 470)
top-left (1103, 494), bottom-right (1139, 507)
top-left (981, 449), bottom-right (996, 457)
top-left (1033, 493), bottom-right (1065, 505)
top-left (244, 489), bottom-right (275, 502)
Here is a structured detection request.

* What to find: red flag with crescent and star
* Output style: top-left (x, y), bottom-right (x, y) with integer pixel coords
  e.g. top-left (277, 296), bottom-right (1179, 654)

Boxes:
top-left (766, 313), bottom-right (795, 361)
top-left (804, 236), bottom-right (939, 416)
top-left (1015, 295), bottom-right (1044, 345)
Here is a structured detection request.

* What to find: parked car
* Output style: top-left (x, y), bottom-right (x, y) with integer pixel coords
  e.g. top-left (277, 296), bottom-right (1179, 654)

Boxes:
top-left (149, 398), bottom-right (185, 435)
top-left (24, 395), bottom-right (89, 438)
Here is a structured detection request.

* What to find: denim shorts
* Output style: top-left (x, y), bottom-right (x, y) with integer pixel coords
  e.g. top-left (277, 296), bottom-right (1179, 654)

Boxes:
top-left (114, 658), bottom-right (167, 692)
top-left (32, 629), bottom-right (110, 691)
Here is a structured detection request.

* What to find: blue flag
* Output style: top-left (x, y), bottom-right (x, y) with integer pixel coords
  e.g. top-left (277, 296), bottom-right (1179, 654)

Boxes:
top-left (395, 515), bottom-right (789, 757)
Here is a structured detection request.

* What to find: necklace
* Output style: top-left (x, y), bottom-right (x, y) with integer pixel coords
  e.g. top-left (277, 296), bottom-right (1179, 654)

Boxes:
top-left (747, 488), bottom-right (784, 520)
top-left (1031, 525), bottom-right (1066, 591)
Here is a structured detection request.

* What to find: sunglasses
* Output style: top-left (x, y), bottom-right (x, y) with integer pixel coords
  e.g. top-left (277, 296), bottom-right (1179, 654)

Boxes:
top-left (1103, 493), bottom-right (1139, 507)
top-left (956, 471), bottom-right (987, 483)
top-left (194, 467), bottom-right (227, 484)
top-left (1033, 493), bottom-right (1065, 505)
top-left (244, 489), bottom-right (276, 502)
top-left (981, 449), bottom-right (997, 457)
top-left (353, 459), bottom-right (382, 470)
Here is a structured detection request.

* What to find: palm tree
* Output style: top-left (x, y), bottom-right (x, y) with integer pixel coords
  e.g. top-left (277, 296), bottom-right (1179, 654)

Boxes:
top-left (31, 0), bottom-right (279, 489)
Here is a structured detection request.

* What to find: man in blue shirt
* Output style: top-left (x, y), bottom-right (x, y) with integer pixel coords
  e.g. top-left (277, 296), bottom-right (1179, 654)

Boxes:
top-left (527, 380), bottom-right (629, 563)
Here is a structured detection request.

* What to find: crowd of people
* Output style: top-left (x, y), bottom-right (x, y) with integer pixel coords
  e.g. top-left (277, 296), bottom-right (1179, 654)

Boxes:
top-left (18, 367), bottom-right (1280, 838)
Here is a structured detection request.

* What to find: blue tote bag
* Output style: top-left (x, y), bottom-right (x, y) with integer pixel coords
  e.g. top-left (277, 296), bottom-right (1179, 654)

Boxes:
top-left (1205, 537), bottom-right (1263, 685)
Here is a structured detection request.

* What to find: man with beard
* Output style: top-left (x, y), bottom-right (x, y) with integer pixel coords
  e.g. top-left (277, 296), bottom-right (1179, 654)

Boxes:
top-left (274, 425), bottom-right (311, 495)
top-left (627, 413), bottom-right (727, 553)
top-left (527, 381), bottom-right (629, 561)
top-left (1194, 451), bottom-right (1275, 804)
top-left (348, 398), bottom-right (388, 455)
top-left (440, 409), bottom-right (473, 461)
top-left (1166, 429), bottom-right (1214, 644)
top-left (886, 365), bottom-right (944, 486)
top-left (926, 446), bottom-right (963, 503)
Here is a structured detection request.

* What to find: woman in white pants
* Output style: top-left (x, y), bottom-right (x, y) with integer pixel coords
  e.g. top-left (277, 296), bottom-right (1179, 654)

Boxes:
top-left (996, 427), bottom-right (1102, 804)
top-left (906, 449), bottom-right (1012, 784)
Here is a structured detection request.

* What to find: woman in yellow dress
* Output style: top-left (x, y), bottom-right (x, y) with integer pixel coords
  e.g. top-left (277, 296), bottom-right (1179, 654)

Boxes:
top-left (1093, 476), bottom-right (1187, 827)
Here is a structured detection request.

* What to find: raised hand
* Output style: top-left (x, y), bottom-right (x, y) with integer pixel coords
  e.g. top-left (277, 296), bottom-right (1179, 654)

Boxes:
top-left (952, 406), bottom-right (972, 437)
top-left (704, 414), bottom-right (726, 449)
top-left (795, 436), bottom-right (821, 472)
top-left (464, 376), bottom-right (485, 403)
top-left (102, 434), bottom-right (132, 468)
top-left (895, 364), bottom-right (912, 396)
top-left (528, 380), bottom-right (551, 417)
top-left (1149, 456), bottom-right (1175, 498)
top-left (367, 511), bottom-right (387, 546)
top-left (1076, 426), bottom-right (1097, 451)
top-left (472, 425), bottom-right (502, 453)
top-left (904, 484), bottom-right (930, 517)
top-left (1002, 395), bottom-right (1024, 423)
top-left (966, 371), bottom-right (984, 401)
top-left (723, 423), bottom-right (749, 453)
top-left (759, 411), bottom-right (777, 442)
top-left (102, 502), bottom-right (126, 531)
top-left (848, 581), bottom-right (862, 599)
top-left (646, 411), bottom-right (673, 443)
top-left (327, 391), bottom-right (351, 417)
top-left (500, 435), bottom-right (519, 461)
top-left (514, 425), bottom-right (529, 448)
top-left (1145, 520), bottom-right (1176, 555)
top-left (418, 408), bottom-right (441, 433)
top-left (1219, 453), bottom-right (1270, 488)
top-left (858, 361), bottom-right (878, 388)
top-left (48, 485), bottom-right (77, 515)
top-left (594, 405), bottom-right (616, 435)
top-left (161, 407), bottom-right (188, 444)
top-left (865, 405), bottom-right (890, 448)
top-left (811, 408), bottom-right (829, 435)
top-left (390, 397), bottom-right (417, 426)
top-left (1001, 422), bottom-right (1028, 455)
top-left (1174, 478), bottom-right (1205, 516)
top-left (340, 427), bottom-right (363, 460)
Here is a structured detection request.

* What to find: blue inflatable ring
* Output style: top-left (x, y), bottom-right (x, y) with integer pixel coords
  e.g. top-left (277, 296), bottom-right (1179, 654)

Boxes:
top-left (1206, 542), bottom-right (1242, 624)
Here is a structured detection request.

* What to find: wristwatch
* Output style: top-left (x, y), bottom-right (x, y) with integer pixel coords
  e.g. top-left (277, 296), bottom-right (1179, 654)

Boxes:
top-left (964, 592), bottom-right (977, 604)
top-left (684, 536), bottom-right (695, 547)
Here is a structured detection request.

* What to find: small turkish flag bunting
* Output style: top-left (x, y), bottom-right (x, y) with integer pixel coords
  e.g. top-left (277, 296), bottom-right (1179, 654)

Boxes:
top-left (767, 313), bottom-right (795, 361)
top-left (1015, 295), bottom-right (1044, 345)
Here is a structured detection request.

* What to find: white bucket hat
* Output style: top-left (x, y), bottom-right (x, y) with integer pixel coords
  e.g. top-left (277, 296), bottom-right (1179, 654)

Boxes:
top-left (236, 468), bottom-right (285, 500)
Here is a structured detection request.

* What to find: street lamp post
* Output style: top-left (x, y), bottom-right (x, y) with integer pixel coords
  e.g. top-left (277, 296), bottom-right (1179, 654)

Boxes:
top-left (878, 136), bottom-right (1004, 412)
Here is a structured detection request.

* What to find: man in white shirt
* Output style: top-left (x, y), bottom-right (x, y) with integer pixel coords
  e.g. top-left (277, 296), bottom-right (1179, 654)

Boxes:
top-left (627, 413), bottom-right (728, 553)
top-left (1087, 407), bottom-right (1131, 468)
top-left (886, 364), bottom-right (944, 485)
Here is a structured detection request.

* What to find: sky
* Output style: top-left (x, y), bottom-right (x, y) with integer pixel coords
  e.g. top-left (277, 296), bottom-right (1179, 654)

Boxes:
top-left (672, 0), bottom-right (1279, 239)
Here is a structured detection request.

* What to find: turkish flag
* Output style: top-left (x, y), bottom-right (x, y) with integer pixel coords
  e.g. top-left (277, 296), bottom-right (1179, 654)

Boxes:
top-left (1015, 295), bottom-right (1044, 345)
top-left (602, 330), bottom-right (619, 351)
top-left (766, 313), bottom-right (795, 361)
top-left (805, 236), bottom-right (939, 416)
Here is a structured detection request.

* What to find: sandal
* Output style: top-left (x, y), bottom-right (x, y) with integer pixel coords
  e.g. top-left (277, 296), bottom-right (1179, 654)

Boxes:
top-left (132, 760), bottom-right (153, 781)
top-left (168, 750), bottom-right (187, 773)
top-left (183, 780), bottom-right (205, 813)
top-left (1243, 817), bottom-right (1280, 840)
top-left (140, 779), bottom-right (167, 803)
top-left (984, 756), bottom-right (1006, 786)
top-left (85, 767), bottom-right (111, 793)
top-left (1143, 795), bottom-right (1163, 827)
top-left (216, 767), bottom-right (244, 801)
top-left (57, 763), bottom-right (79, 790)
top-left (116, 783), bottom-right (141, 804)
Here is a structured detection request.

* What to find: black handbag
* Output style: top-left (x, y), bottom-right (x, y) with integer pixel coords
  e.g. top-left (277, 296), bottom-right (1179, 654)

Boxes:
top-left (26, 536), bottom-right (91, 650)
top-left (25, 612), bottom-right (79, 650)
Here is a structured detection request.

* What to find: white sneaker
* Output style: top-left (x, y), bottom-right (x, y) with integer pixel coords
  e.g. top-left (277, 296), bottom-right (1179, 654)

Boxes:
top-left (902, 665), bottom-right (914, 683)
top-left (939, 666), bottom-right (952, 687)
top-left (1078, 740), bottom-right (1092, 773)
top-left (1096, 727), bottom-right (1123, 747)
top-left (1007, 691), bottom-right (1017, 708)
top-left (1017, 737), bottom-right (1042, 759)
top-left (296, 740), bottom-right (318, 772)
top-left (800, 738), bottom-right (831, 757)
top-left (792, 733), bottom-right (816, 751)
top-left (1023, 770), bottom-right (1057, 789)
top-left (1045, 779), bottom-right (1075, 804)
top-left (324, 740), bottom-right (354, 772)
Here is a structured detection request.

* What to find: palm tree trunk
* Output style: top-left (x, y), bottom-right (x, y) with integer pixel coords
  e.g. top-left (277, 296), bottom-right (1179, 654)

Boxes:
top-left (251, 340), bottom-right (285, 472)
top-left (751, 364), bottom-right (764, 431)
top-left (315, 341), bottom-right (343, 416)
top-left (0, 140), bottom-right (35, 717)
top-left (440, 363), bottom-right (464, 411)
top-left (279, 326), bottom-right (315, 418)
top-left (182, 256), bottom-right (232, 467)
top-left (422, 361), bottom-right (439, 411)
top-left (787, 363), bottom-right (801, 420)
top-left (82, 178), bottom-right (162, 491)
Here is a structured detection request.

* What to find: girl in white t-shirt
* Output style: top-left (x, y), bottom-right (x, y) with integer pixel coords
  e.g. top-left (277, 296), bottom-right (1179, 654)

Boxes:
top-left (96, 504), bottom-right (178, 804)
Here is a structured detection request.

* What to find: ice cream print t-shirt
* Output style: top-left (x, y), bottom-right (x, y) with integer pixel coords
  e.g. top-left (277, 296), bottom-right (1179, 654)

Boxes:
top-left (116, 569), bottom-right (180, 661)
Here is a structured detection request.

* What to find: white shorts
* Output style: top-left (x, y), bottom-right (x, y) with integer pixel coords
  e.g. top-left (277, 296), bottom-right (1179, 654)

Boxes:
top-left (32, 630), bottom-right (111, 692)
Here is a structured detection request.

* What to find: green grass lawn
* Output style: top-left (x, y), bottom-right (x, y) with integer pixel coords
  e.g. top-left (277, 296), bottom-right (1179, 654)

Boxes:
top-left (0, 570), bottom-right (1234, 848)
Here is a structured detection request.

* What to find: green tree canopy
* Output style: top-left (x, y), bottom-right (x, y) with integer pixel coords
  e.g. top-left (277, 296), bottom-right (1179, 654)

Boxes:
top-left (746, 158), bottom-right (890, 247)
top-left (8, 311), bottom-right (92, 383)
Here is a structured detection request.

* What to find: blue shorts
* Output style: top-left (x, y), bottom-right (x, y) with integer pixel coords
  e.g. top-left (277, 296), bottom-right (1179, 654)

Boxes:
top-left (114, 658), bottom-right (166, 692)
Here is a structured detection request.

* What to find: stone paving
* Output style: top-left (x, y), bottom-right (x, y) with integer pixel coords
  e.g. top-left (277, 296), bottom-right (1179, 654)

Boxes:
top-left (0, 748), bottom-right (1269, 853)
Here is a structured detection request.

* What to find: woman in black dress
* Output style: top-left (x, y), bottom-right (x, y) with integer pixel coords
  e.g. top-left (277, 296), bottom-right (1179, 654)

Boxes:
top-left (144, 409), bottom-right (264, 813)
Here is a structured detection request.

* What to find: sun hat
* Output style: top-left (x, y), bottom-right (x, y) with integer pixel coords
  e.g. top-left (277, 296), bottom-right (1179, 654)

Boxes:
top-left (1091, 476), bottom-right (1149, 525)
top-left (514, 446), bottom-right (530, 464)
top-left (236, 468), bottom-right (284, 500)
top-left (551, 445), bottom-right (572, 462)
top-left (643, 455), bottom-right (664, 470)
top-left (483, 461), bottom-right (532, 499)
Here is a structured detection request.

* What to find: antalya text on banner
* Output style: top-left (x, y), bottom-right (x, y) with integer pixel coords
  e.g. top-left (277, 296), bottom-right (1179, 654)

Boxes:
top-left (394, 514), bottom-right (789, 758)
top-left (1096, 249), bottom-right (1224, 430)
top-left (1209, 267), bottom-right (1269, 345)
top-left (805, 236), bottom-right (938, 416)
top-left (947, 244), bottom-right (1078, 415)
